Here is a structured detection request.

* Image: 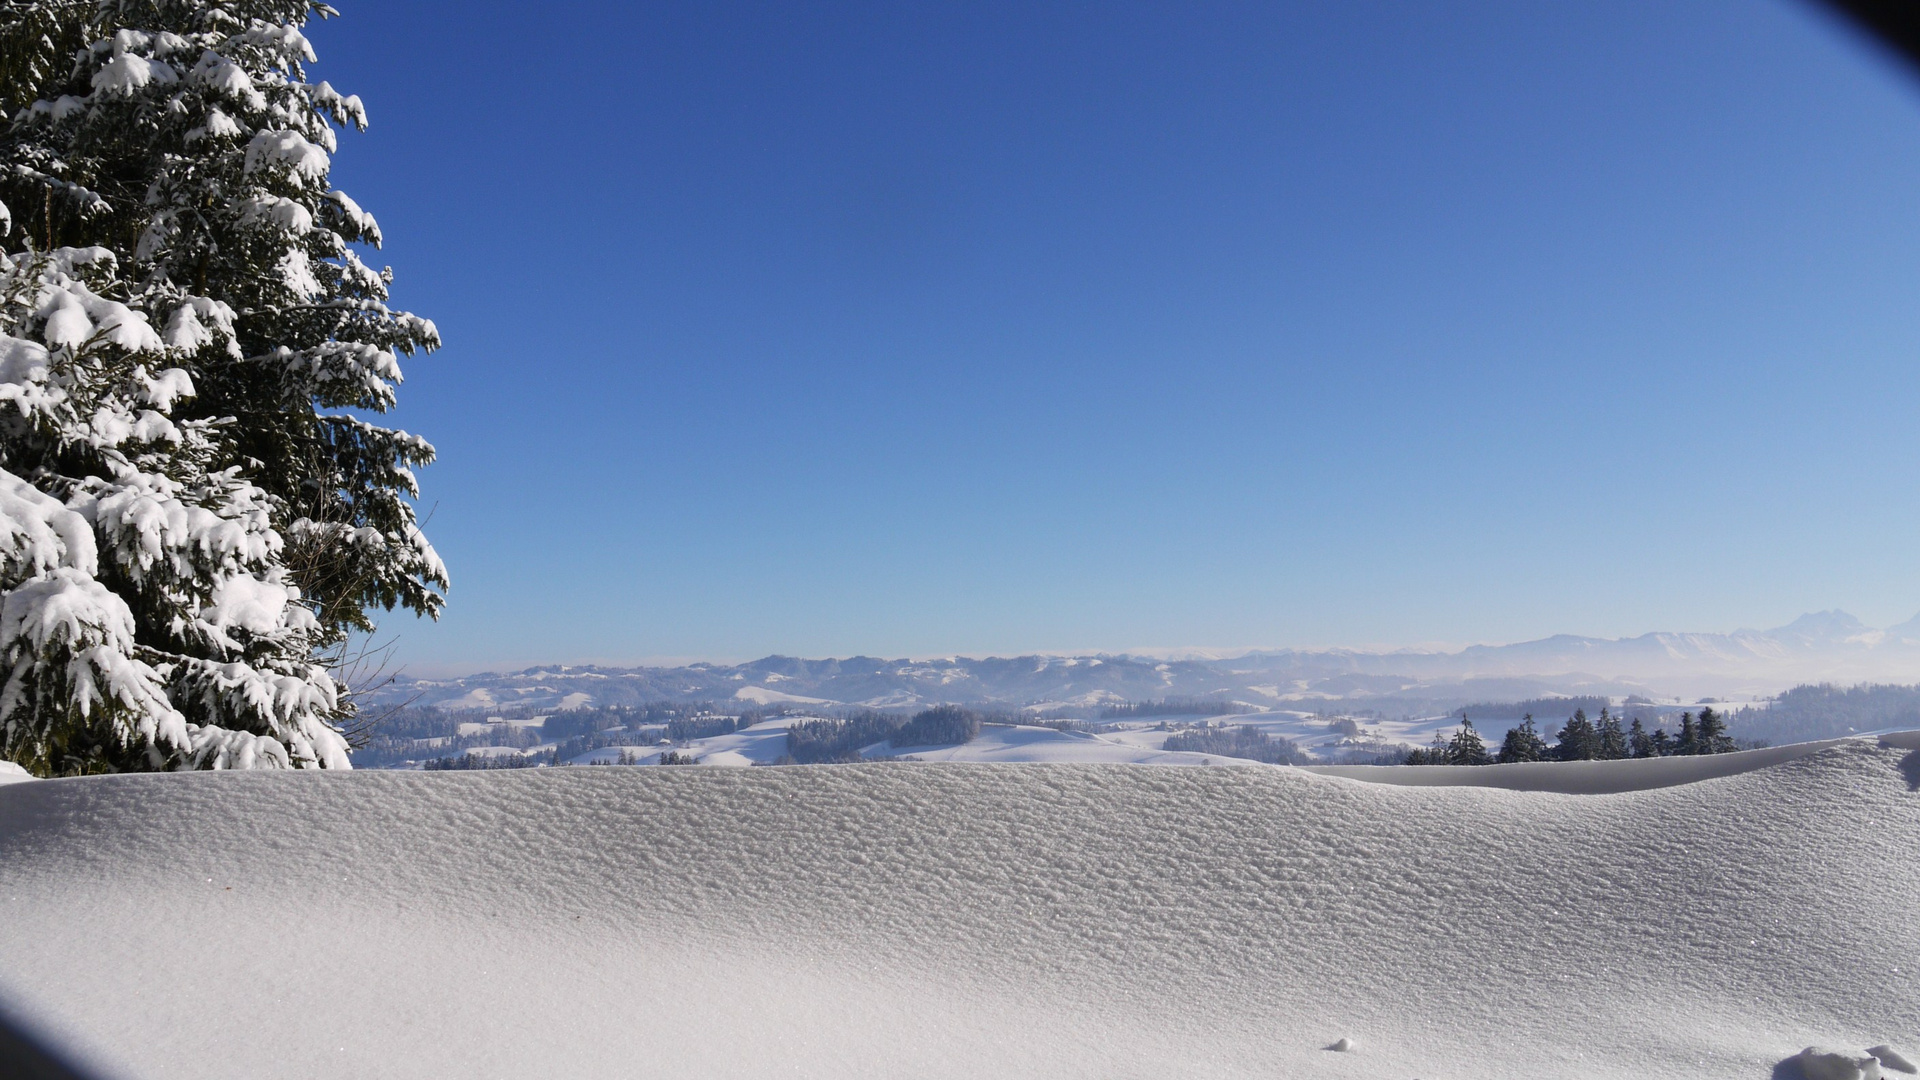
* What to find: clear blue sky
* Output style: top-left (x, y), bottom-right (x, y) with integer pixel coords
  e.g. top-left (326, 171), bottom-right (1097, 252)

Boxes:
top-left (311, 0), bottom-right (1920, 673)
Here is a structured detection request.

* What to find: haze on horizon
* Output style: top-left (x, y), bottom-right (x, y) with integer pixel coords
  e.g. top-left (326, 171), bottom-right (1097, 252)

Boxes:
top-left (314, 0), bottom-right (1920, 671)
top-left (393, 607), bottom-right (1920, 683)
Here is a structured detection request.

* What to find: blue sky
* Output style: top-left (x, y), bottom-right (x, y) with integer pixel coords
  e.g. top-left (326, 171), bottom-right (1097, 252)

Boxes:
top-left (311, 0), bottom-right (1920, 672)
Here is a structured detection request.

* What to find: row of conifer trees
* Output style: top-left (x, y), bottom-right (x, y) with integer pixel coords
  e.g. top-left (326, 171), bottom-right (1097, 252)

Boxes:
top-left (1405, 707), bottom-right (1739, 765)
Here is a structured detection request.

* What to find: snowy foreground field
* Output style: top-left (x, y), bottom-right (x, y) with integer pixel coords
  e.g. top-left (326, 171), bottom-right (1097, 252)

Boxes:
top-left (2, 739), bottom-right (1918, 1079)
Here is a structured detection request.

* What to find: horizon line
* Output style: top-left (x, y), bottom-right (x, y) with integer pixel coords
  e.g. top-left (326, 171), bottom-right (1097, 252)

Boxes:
top-left (386, 607), bottom-right (1901, 680)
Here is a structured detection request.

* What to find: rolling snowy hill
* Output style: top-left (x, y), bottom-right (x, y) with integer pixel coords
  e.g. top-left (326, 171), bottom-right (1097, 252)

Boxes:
top-left (1, 736), bottom-right (1915, 1079)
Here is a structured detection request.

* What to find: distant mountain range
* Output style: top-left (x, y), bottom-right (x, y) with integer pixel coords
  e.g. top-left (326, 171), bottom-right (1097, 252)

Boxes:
top-left (370, 610), bottom-right (1920, 714)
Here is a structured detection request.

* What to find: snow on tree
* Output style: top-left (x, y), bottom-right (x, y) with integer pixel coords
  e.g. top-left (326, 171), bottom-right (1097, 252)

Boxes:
top-left (0, 1), bottom-right (444, 775)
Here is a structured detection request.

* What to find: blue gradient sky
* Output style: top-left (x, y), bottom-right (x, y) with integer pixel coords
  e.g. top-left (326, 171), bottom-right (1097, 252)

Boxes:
top-left (311, 1), bottom-right (1920, 672)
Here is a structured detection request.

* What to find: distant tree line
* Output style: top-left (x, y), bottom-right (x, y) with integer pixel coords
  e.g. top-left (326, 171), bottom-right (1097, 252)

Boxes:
top-left (1162, 725), bottom-right (1305, 764)
top-left (1406, 708), bottom-right (1737, 765)
top-left (667, 713), bottom-right (746, 743)
top-left (1024, 717), bottom-right (1129, 735)
top-left (350, 708), bottom-right (464, 767)
top-left (1452, 696), bottom-right (1611, 721)
top-left (781, 706), bottom-right (987, 764)
top-left (1730, 683), bottom-right (1920, 745)
top-left (351, 709), bottom-right (548, 768)
top-left (545, 702), bottom-right (761, 743)
top-left (784, 711), bottom-right (907, 764)
top-left (894, 705), bottom-right (985, 747)
top-left (350, 700), bottom-right (783, 768)
top-left (551, 729), bottom-right (659, 764)
top-left (1101, 699), bottom-right (1253, 719)
top-left (423, 753), bottom-right (543, 771)
top-left (540, 706), bottom-right (639, 742)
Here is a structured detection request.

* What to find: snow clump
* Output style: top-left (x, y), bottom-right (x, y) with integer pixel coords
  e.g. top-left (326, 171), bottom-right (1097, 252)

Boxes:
top-left (1794, 1047), bottom-right (1885, 1080)
top-left (1870, 1047), bottom-right (1918, 1075)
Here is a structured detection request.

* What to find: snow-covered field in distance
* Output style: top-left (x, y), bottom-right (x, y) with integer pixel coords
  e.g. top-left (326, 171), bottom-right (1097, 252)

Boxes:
top-left (461, 708), bottom-right (1771, 770)
top-left (2, 737), bottom-right (1916, 1079)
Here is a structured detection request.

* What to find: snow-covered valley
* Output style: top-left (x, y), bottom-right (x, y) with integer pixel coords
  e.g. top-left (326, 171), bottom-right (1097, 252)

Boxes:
top-left (2, 736), bottom-right (1916, 1079)
top-left (368, 707), bottom-right (1778, 771)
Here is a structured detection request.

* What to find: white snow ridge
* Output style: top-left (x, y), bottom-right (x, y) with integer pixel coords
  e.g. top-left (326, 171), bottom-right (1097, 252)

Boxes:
top-left (1, 739), bottom-right (1916, 1079)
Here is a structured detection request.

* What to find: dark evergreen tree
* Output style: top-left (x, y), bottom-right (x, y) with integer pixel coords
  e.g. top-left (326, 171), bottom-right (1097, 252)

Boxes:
top-left (1496, 714), bottom-right (1549, 763)
top-left (1628, 717), bottom-right (1655, 759)
top-left (894, 704), bottom-right (983, 747)
top-left (1445, 718), bottom-right (1490, 765)
top-left (1696, 706), bottom-right (1734, 754)
top-left (1554, 708), bottom-right (1600, 761)
top-left (1596, 708), bottom-right (1628, 760)
top-left (0, 0), bottom-right (443, 775)
top-left (1676, 712), bottom-right (1700, 755)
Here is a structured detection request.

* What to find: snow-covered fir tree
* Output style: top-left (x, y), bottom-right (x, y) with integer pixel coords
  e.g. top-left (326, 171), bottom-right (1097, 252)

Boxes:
top-left (0, 0), bottom-right (444, 775)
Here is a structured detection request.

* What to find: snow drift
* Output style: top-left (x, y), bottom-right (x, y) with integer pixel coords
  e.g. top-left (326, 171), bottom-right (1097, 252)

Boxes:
top-left (1, 739), bottom-right (1916, 1079)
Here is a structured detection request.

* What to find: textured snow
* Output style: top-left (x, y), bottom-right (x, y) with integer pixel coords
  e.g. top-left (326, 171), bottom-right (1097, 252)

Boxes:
top-left (0, 470), bottom-right (96, 579)
top-left (202, 575), bottom-right (297, 636)
top-left (0, 566), bottom-right (183, 745)
top-left (1795, 1047), bottom-right (1886, 1080)
top-left (237, 194), bottom-right (314, 234)
top-left (90, 51), bottom-right (175, 96)
top-left (1872, 1045), bottom-right (1919, 1074)
top-left (31, 260), bottom-right (164, 355)
top-left (191, 53), bottom-right (265, 111)
top-left (1, 738), bottom-right (1915, 1079)
top-left (242, 130), bottom-right (329, 181)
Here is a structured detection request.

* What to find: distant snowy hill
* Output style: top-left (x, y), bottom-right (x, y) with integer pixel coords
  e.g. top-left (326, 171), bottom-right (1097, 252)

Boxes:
top-left (374, 610), bottom-right (1920, 712)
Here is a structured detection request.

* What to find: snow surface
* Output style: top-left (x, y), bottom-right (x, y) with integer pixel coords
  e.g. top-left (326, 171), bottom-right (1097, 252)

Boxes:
top-left (732, 684), bottom-right (831, 705)
top-left (1, 739), bottom-right (1915, 1079)
top-left (1872, 1045), bottom-right (1919, 1074)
